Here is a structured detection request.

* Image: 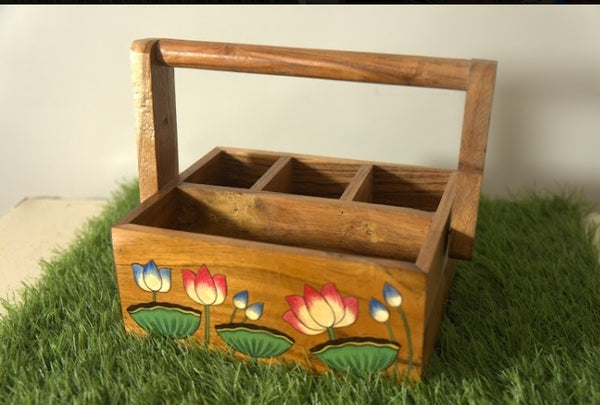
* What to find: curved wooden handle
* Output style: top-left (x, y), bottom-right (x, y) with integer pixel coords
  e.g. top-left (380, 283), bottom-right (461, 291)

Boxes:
top-left (131, 38), bottom-right (496, 259)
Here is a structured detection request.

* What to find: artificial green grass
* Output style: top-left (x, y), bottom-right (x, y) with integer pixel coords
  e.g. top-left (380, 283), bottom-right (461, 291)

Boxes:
top-left (1, 182), bottom-right (599, 404)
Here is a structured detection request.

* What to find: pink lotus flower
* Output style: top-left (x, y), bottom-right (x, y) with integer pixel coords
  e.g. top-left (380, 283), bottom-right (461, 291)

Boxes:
top-left (182, 265), bottom-right (227, 306)
top-left (283, 283), bottom-right (358, 340)
top-left (182, 265), bottom-right (227, 346)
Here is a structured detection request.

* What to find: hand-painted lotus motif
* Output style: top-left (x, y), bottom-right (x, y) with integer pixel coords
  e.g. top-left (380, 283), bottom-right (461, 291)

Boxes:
top-left (311, 337), bottom-right (400, 375)
top-left (283, 283), bottom-right (358, 340)
top-left (182, 265), bottom-right (227, 306)
top-left (369, 298), bottom-right (390, 323)
top-left (244, 302), bottom-right (264, 321)
top-left (125, 261), bottom-right (414, 379)
top-left (233, 290), bottom-right (249, 310)
top-left (377, 282), bottom-right (413, 379)
top-left (129, 260), bottom-right (200, 339)
top-left (127, 302), bottom-right (202, 339)
top-left (216, 323), bottom-right (294, 359)
top-left (218, 290), bottom-right (291, 359)
top-left (383, 283), bottom-right (403, 308)
top-left (132, 260), bottom-right (171, 301)
top-left (182, 265), bottom-right (227, 346)
top-left (305, 295), bottom-right (402, 376)
top-left (369, 297), bottom-right (397, 343)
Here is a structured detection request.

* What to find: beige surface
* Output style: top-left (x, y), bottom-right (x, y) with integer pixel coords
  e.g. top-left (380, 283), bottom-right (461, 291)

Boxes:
top-left (0, 197), bottom-right (106, 314)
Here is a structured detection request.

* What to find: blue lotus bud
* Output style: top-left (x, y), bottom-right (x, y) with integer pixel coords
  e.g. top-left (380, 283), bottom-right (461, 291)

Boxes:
top-left (369, 298), bottom-right (390, 323)
top-left (233, 290), bottom-right (249, 309)
top-left (383, 283), bottom-right (402, 308)
top-left (245, 302), bottom-right (264, 321)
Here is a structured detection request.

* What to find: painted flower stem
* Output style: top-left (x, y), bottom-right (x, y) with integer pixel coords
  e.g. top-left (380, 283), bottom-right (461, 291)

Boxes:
top-left (230, 308), bottom-right (238, 323)
top-left (384, 321), bottom-right (397, 342)
top-left (181, 266), bottom-right (227, 347)
top-left (152, 291), bottom-right (157, 302)
top-left (396, 307), bottom-right (413, 378)
top-left (204, 305), bottom-right (211, 347)
top-left (241, 316), bottom-right (248, 324)
top-left (384, 320), bottom-right (400, 377)
top-left (327, 327), bottom-right (335, 341)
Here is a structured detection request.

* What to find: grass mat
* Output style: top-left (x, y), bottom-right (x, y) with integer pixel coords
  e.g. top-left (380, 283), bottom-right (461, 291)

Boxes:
top-left (1, 182), bottom-right (599, 404)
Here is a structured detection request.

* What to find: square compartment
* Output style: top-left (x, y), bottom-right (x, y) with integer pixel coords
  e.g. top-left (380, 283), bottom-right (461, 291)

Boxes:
top-left (258, 157), bottom-right (362, 199)
top-left (182, 149), bottom-right (280, 189)
top-left (371, 165), bottom-right (451, 212)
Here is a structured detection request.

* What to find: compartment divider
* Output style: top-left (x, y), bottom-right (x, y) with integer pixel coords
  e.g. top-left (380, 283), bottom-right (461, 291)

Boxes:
top-left (251, 156), bottom-right (293, 192)
top-left (340, 164), bottom-right (373, 202)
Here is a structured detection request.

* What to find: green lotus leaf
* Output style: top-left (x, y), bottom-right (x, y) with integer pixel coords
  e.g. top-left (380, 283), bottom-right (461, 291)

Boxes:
top-left (127, 302), bottom-right (202, 339)
top-left (215, 323), bottom-right (295, 358)
top-left (311, 337), bottom-right (401, 375)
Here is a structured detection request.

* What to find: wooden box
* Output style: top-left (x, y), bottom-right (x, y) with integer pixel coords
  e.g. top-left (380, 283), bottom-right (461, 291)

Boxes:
top-left (112, 39), bottom-right (496, 381)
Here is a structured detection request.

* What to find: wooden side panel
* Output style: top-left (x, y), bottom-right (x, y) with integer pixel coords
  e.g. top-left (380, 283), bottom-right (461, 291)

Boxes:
top-left (131, 39), bottom-right (179, 202)
top-left (422, 259), bottom-right (457, 367)
top-left (416, 173), bottom-right (455, 323)
top-left (451, 60), bottom-right (497, 259)
top-left (112, 224), bottom-right (427, 380)
top-left (414, 174), bottom-right (456, 369)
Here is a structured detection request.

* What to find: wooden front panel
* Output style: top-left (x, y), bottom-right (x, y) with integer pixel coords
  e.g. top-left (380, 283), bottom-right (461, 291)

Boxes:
top-left (112, 224), bottom-right (427, 380)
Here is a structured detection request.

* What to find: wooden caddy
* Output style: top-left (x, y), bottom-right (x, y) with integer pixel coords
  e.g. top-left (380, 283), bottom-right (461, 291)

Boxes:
top-left (112, 39), bottom-right (496, 381)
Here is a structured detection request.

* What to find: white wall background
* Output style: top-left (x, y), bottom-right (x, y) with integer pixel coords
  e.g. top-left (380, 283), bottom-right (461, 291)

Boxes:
top-left (1, 5), bottom-right (599, 216)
